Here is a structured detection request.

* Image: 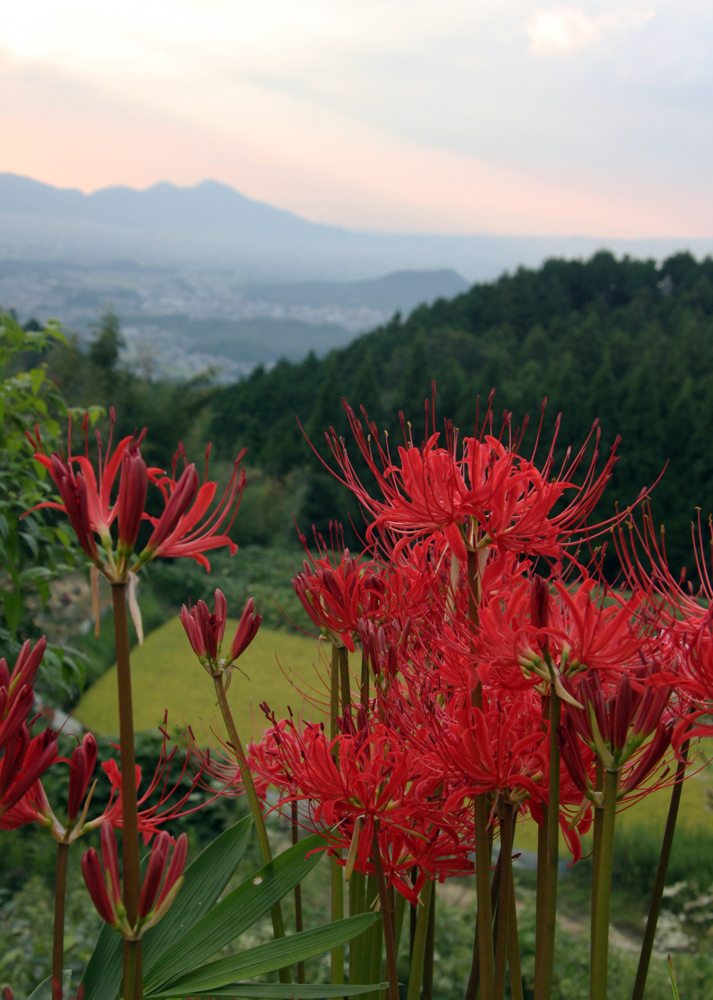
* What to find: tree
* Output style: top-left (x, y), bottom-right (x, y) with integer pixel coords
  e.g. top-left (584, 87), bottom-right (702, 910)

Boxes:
top-left (88, 310), bottom-right (125, 373)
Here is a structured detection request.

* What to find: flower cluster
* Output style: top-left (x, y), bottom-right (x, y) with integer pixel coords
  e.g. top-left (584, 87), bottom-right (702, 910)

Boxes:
top-left (29, 410), bottom-right (246, 583)
top-left (82, 824), bottom-right (187, 939)
top-left (218, 397), bottom-right (701, 904)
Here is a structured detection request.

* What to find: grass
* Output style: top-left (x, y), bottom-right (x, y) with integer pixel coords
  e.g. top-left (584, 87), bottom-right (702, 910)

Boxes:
top-left (75, 616), bottom-right (330, 745)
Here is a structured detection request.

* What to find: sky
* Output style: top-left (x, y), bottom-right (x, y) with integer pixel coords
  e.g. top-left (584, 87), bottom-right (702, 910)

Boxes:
top-left (2, 1), bottom-right (713, 237)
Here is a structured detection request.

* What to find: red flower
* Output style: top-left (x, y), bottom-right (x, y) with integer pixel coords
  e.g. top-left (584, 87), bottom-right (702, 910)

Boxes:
top-left (135, 445), bottom-right (246, 571)
top-left (292, 528), bottom-right (386, 651)
top-left (30, 412), bottom-right (246, 579)
top-left (82, 823), bottom-right (187, 937)
top-left (180, 590), bottom-right (261, 673)
top-left (316, 399), bottom-right (624, 565)
top-left (0, 726), bottom-right (57, 820)
top-left (30, 410), bottom-right (133, 558)
top-left (87, 731), bottom-right (211, 843)
top-left (0, 637), bottom-right (47, 750)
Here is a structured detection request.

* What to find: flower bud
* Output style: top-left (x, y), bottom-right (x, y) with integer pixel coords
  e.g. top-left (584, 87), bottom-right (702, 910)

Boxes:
top-left (229, 598), bottom-right (261, 663)
top-left (117, 442), bottom-right (148, 558)
top-left (67, 734), bottom-right (98, 823)
top-left (138, 830), bottom-right (171, 919)
top-left (100, 822), bottom-right (123, 908)
top-left (81, 847), bottom-right (119, 927)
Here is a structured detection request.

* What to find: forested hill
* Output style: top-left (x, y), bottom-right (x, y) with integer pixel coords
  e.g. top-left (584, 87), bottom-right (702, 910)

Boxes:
top-left (207, 250), bottom-right (713, 569)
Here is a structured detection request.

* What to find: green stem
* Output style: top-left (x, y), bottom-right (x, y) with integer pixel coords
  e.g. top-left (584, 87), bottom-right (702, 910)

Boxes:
top-left (474, 791), bottom-right (495, 999)
top-left (329, 644), bottom-right (344, 986)
top-left (631, 739), bottom-right (691, 1000)
top-left (533, 803), bottom-right (548, 996)
top-left (368, 908), bottom-right (384, 1000)
top-left (406, 879), bottom-right (434, 1000)
top-left (212, 674), bottom-right (289, 983)
top-left (590, 759), bottom-right (604, 977)
top-left (394, 890), bottom-right (406, 963)
top-left (112, 583), bottom-right (143, 1000)
top-left (123, 940), bottom-right (141, 1000)
top-left (350, 869), bottom-right (368, 983)
top-left (536, 690), bottom-right (561, 1000)
top-left (360, 651), bottom-right (370, 712)
top-left (291, 801), bottom-right (306, 984)
top-left (590, 768), bottom-right (620, 1000)
top-left (339, 647), bottom-right (352, 719)
top-left (422, 880), bottom-right (436, 1000)
top-left (331, 848), bottom-right (345, 985)
top-left (465, 821), bottom-right (503, 1000)
top-left (372, 827), bottom-right (400, 1000)
top-left (52, 841), bottom-right (69, 1000)
top-left (494, 805), bottom-right (515, 1000)
top-left (508, 872), bottom-right (524, 1000)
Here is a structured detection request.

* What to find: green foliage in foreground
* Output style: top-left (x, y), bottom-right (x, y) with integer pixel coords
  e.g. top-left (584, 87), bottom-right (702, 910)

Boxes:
top-left (0, 312), bottom-right (86, 698)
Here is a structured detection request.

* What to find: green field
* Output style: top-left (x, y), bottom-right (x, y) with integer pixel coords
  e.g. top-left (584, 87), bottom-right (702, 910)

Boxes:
top-left (76, 617), bottom-right (329, 746)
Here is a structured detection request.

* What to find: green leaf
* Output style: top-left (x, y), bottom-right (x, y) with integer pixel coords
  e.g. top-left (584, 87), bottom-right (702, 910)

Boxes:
top-left (668, 955), bottom-right (681, 1000)
top-left (30, 366), bottom-right (45, 395)
top-left (145, 833), bottom-right (327, 993)
top-left (149, 914), bottom-right (379, 996)
top-left (3, 589), bottom-right (24, 635)
top-left (81, 816), bottom-right (253, 1000)
top-left (27, 970), bottom-right (72, 999)
top-left (154, 984), bottom-right (386, 999)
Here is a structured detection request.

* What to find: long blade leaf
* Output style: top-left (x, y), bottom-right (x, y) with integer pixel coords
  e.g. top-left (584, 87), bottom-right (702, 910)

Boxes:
top-left (145, 833), bottom-right (327, 992)
top-left (27, 971), bottom-right (72, 999)
top-left (149, 913), bottom-right (379, 995)
top-left (153, 984), bottom-right (387, 999)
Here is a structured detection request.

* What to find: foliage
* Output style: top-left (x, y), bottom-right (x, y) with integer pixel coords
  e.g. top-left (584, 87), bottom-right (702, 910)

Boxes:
top-left (0, 869), bottom-right (102, 995)
top-left (0, 312), bottom-right (86, 699)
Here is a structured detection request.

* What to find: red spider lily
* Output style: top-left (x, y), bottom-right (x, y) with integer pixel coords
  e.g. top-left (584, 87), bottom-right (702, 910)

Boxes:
top-left (315, 398), bottom-right (624, 566)
top-left (563, 669), bottom-right (672, 771)
top-left (245, 714), bottom-right (471, 901)
top-left (0, 724), bottom-right (217, 844)
top-left (30, 412), bottom-right (246, 578)
top-left (292, 527), bottom-right (387, 651)
top-left (0, 637), bottom-right (47, 751)
top-left (474, 575), bottom-right (648, 696)
top-left (29, 411), bottom-right (135, 557)
top-left (418, 692), bottom-right (548, 816)
top-left (180, 589), bottom-right (228, 665)
top-left (82, 823), bottom-right (187, 938)
top-left (86, 730), bottom-right (214, 843)
top-left (180, 590), bottom-right (261, 672)
top-left (3, 732), bottom-right (101, 839)
top-left (0, 726), bottom-right (57, 821)
top-left (135, 444), bottom-right (246, 571)
top-left (66, 733), bottom-right (98, 824)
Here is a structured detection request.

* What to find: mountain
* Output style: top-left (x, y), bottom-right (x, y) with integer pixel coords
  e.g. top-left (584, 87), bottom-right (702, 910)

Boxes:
top-left (245, 269), bottom-right (469, 314)
top-left (3, 173), bottom-right (713, 283)
top-left (0, 174), bottom-right (325, 237)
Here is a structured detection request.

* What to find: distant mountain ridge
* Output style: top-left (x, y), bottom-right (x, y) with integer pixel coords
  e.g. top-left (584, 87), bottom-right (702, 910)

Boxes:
top-left (2, 172), bottom-right (713, 282)
top-left (246, 270), bottom-right (469, 313)
top-left (0, 174), bottom-right (326, 236)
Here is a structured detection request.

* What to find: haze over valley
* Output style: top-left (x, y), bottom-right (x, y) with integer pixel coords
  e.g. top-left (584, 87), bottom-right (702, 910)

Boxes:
top-left (4, 173), bottom-right (713, 380)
